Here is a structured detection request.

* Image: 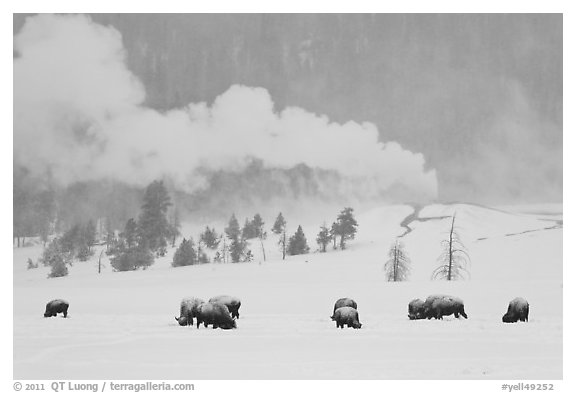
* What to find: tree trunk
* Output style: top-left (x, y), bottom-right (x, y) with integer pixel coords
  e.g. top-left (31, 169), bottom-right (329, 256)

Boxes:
top-left (393, 242), bottom-right (398, 281)
top-left (448, 214), bottom-right (456, 281)
top-left (98, 249), bottom-right (105, 274)
top-left (260, 238), bottom-right (266, 261)
top-left (282, 231), bottom-right (286, 260)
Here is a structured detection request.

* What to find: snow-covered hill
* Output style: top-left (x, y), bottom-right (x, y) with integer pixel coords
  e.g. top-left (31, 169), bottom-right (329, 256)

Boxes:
top-left (13, 203), bottom-right (562, 379)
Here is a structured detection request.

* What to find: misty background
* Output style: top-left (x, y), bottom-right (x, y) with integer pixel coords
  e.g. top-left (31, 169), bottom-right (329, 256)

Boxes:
top-left (13, 13), bottom-right (562, 232)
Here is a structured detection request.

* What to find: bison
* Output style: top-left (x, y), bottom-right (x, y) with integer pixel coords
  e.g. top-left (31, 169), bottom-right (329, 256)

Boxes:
top-left (331, 306), bottom-right (362, 329)
top-left (175, 297), bottom-right (205, 326)
top-left (196, 302), bottom-right (237, 329)
top-left (408, 298), bottom-right (426, 320)
top-left (44, 299), bottom-right (69, 318)
top-left (333, 297), bottom-right (358, 314)
top-left (502, 297), bottom-right (529, 323)
top-left (208, 295), bottom-right (241, 319)
top-left (423, 294), bottom-right (468, 320)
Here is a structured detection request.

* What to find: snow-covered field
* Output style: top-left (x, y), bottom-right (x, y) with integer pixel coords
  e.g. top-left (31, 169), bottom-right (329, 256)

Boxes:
top-left (13, 203), bottom-right (562, 379)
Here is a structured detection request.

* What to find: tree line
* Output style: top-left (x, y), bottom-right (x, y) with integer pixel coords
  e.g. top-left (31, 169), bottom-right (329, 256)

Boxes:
top-left (36, 179), bottom-right (361, 277)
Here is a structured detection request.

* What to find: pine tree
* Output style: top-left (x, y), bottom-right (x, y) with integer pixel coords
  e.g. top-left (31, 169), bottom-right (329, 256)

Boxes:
top-left (172, 238), bottom-right (198, 267)
top-left (242, 218), bottom-right (256, 239)
top-left (330, 222), bottom-right (339, 249)
top-left (40, 238), bottom-right (73, 278)
top-left (200, 226), bottom-right (221, 250)
top-left (138, 180), bottom-right (172, 256)
top-left (335, 207), bottom-right (358, 250)
top-left (121, 218), bottom-right (138, 249)
top-left (432, 213), bottom-right (471, 281)
top-left (272, 213), bottom-right (286, 235)
top-left (316, 223), bottom-right (332, 253)
top-left (110, 246), bottom-right (154, 272)
top-left (225, 214), bottom-right (248, 263)
top-left (252, 213), bottom-right (267, 261)
top-left (384, 240), bottom-right (411, 282)
top-left (272, 212), bottom-right (287, 260)
top-left (288, 225), bottom-right (310, 256)
top-left (84, 219), bottom-right (97, 251)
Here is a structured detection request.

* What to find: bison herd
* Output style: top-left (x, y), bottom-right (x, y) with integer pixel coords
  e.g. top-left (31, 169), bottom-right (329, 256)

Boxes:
top-left (175, 295), bottom-right (240, 329)
top-left (43, 295), bottom-right (530, 328)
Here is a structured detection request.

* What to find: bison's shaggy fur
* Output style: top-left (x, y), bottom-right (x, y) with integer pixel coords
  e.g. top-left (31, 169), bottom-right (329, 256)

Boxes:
top-left (423, 295), bottom-right (468, 320)
top-left (502, 297), bottom-right (529, 323)
top-left (44, 299), bottom-right (69, 318)
top-left (408, 298), bottom-right (426, 320)
top-left (331, 306), bottom-right (362, 329)
top-left (197, 302), bottom-right (237, 329)
top-left (209, 295), bottom-right (241, 319)
top-left (333, 298), bottom-right (358, 314)
top-left (175, 297), bottom-right (205, 326)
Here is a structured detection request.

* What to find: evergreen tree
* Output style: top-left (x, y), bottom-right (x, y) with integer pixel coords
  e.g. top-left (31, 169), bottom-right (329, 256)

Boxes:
top-left (288, 225), bottom-right (310, 256)
top-left (110, 246), bottom-right (154, 272)
top-left (138, 180), bottom-right (173, 256)
top-left (242, 218), bottom-right (257, 239)
top-left (59, 224), bottom-right (82, 254)
top-left (384, 240), bottom-right (411, 282)
top-left (225, 214), bottom-right (241, 239)
top-left (334, 207), bottom-right (359, 250)
top-left (48, 258), bottom-right (69, 278)
top-left (330, 222), bottom-right (339, 249)
top-left (121, 218), bottom-right (138, 249)
top-left (84, 219), bottom-right (97, 251)
top-left (272, 212), bottom-right (286, 235)
top-left (225, 214), bottom-right (248, 263)
top-left (200, 226), bottom-right (221, 249)
top-left (40, 238), bottom-right (73, 278)
top-left (316, 223), bottom-right (332, 253)
top-left (251, 213), bottom-right (267, 261)
top-left (272, 212), bottom-right (287, 260)
top-left (172, 238), bottom-right (198, 267)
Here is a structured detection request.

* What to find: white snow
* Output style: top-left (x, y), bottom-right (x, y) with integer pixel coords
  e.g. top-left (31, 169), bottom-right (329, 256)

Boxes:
top-left (13, 203), bottom-right (562, 379)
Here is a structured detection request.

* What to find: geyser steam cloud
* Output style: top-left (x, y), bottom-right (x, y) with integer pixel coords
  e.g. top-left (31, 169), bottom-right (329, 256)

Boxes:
top-left (14, 14), bottom-right (438, 201)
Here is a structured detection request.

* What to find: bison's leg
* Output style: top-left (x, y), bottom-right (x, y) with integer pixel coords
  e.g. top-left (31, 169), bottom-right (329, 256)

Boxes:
top-left (63, 306), bottom-right (68, 318)
top-left (204, 322), bottom-right (209, 328)
top-left (213, 324), bottom-right (218, 329)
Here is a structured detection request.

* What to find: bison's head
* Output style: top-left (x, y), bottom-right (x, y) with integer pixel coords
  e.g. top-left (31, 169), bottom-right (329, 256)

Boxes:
top-left (502, 313), bottom-right (516, 323)
top-left (352, 321), bottom-right (362, 329)
top-left (220, 320), bottom-right (237, 329)
top-left (43, 312), bottom-right (51, 317)
top-left (175, 316), bottom-right (188, 326)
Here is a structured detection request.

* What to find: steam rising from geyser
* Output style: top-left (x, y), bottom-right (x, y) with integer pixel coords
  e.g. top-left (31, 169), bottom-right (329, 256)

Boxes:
top-left (14, 14), bottom-right (438, 201)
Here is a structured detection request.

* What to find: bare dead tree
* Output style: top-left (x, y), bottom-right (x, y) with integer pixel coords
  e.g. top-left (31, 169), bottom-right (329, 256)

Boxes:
top-left (384, 240), bottom-right (411, 281)
top-left (432, 213), bottom-right (470, 280)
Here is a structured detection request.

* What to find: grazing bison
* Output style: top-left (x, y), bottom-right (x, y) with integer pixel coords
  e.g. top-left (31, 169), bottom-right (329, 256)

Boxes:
top-left (333, 297), bottom-right (358, 314)
top-left (502, 297), bottom-right (529, 323)
top-left (408, 299), bottom-right (426, 320)
top-left (197, 302), bottom-right (237, 329)
top-left (208, 295), bottom-right (241, 319)
top-left (331, 306), bottom-right (362, 329)
top-left (44, 299), bottom-right (69, 318)
top-left (175, 297), bottom-right (205, 326)
top-left (423, 295), bottom-right (468, 320)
